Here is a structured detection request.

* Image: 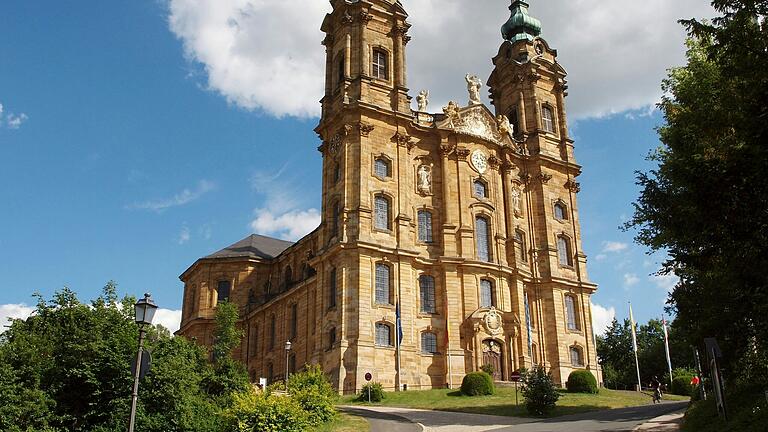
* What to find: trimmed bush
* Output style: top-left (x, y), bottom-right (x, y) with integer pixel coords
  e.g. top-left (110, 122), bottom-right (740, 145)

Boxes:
top-left (287, 365), bottom-right (338, 426)
top-left (566, 370), bottom-right (598, 394)
top-left (460, 371), bottom-right (495, 396)
top-left (480, 364), bottom-right (495, 376)
top-left (223, 389), bottom-right (309, 432)
top-left (521, 365), bottom-right (561, 416)
top-left (671, 375), bottom-right (695, 396)
top-left (358, 382), bottom-right (385, 403)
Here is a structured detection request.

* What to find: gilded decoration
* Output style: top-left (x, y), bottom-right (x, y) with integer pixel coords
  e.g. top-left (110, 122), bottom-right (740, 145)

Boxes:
top-left (436, 105), bottom-right (512, 147)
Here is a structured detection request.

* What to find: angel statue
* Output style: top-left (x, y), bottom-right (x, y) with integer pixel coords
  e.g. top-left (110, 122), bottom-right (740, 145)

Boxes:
top-left (417, 164), bottom-right (432, 194)
top-left (497, 114), bottom-right (513, 137)
top-left (465, 74), bottom-right (482, 106)
top-left (443, 101), bottom-right (461, 128)
top-left (417, 90), bottom-right (429, 112)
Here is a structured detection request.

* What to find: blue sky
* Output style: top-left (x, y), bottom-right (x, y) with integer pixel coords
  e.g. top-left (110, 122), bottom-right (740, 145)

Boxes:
top-left (0, 0), bottom-right (712, 332)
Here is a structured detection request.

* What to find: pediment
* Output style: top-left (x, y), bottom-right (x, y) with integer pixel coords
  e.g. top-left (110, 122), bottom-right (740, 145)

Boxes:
top-left (435, 104), bottom-right (514, 147)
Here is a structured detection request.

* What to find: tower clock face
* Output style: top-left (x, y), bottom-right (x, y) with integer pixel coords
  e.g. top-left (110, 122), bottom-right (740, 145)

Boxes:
top-left (471, 150), bottom-right (488, 174)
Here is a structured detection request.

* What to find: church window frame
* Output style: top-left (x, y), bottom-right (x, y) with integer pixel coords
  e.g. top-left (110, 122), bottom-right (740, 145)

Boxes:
top-left (475, 215), bottom-right (492, 262)
top-left (373, 155), bottom-right (392, 179)
top-left (284, 266), bottom-right (293, 289)
top-left (421, 331), bottom-right (438, 354)
top-left (417, 209), bottom-right (434, 243)
top-left (564, 294), bottom-right (580, 331)
top-left (570, 345), bottom-right (584, 367)
top-left (327, 326), bottom-right (337, 351)
top-left (554, 200), bottom-right (568, 222)
top-left (507, 108), bottom-right (519, 135)
top-left (479, 278), bottom-right (496, 309)
top-left (375, 322), bottom-right (393, 347)
top-left (542, 104), bottom-right (555, 133)
top-left (557, 234), bottom-right (574, 267)
top-left (336, 52), bottom-right (346, 89)
top-left (216, 280), bottom-right (231, 304)
top-left (419, 274), bottom-right (436, 314)
top-left (473, 178), bottom-right (489, 199)
top-left (374, 262), bottom-right (393, 306)
top-left (371, 48), bottom-right (389, 80)
top-left (515, 229), bottom-right (527, 265)
top-left (374, 193), bottom-right (392, 231)
top-left (328, 267), bottom-right (338, 309)
top-left (289, 303), bottom-right (298, 340)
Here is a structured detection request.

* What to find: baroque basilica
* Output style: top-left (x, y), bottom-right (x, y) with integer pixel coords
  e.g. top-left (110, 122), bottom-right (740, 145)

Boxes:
top-left (178, 0), bottom-right (600, 392)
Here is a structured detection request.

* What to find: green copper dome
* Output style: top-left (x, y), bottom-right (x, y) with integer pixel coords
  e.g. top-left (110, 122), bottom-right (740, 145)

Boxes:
top-left (501, 1), bottom-right (542, 42)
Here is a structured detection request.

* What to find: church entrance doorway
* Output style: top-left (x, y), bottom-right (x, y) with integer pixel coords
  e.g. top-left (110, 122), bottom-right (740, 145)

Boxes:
top-left (482, 339), bottom-right (503, 381)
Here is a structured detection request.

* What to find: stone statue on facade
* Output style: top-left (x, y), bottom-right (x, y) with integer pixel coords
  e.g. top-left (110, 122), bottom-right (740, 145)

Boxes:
top-left (511, 186), bottom-right (522, 217)
top-left (417, 90), bottom-right (429, 112)
top-left (417, 164), bottom-right (432, 194)
top-left (442, 101), bottom-right (461, 128)
top-left (465, 74), bottom-right (483, 106)
top-left (497, 114), bottom-right (513, 137)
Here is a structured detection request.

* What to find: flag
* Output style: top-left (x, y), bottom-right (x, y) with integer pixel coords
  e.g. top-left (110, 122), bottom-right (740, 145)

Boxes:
top-left (662, 316), bottom-right (673, 386)
top-left (629, 303), bottom-right (638, 353)
top-left (396, 300), bottom-right (403, 345)
top-left (524, 293), bottom-right (533, 359)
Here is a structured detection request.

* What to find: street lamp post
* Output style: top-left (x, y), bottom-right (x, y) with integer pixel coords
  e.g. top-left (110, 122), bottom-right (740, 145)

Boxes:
top-left (128, 293), bottom-right (158, 432)
top-left (284, 340), bottom-right (292, 381)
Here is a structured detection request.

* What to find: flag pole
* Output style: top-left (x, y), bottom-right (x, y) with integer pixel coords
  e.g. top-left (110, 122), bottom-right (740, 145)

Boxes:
top-left (629, 302), bottom-right (642, 392)
top-left (662, 314), bottom-right (673, 388)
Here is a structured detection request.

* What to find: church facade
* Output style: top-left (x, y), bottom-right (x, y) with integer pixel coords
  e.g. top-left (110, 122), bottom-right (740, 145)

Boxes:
top-left (177, 0), bottom-right (600, 393)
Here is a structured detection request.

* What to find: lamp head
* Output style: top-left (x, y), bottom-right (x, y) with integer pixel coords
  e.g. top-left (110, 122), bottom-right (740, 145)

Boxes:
top-left (134, 293), bottom-right (158, 326)
top-left (284, 340), bottom-right (292, 351)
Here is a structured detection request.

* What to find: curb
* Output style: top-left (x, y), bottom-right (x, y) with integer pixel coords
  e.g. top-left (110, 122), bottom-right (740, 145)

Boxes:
top-left (633, 410), bottom-right (685, 431)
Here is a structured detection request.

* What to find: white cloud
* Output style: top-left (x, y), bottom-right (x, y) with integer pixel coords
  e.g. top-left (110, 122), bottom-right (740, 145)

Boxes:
top-left (602, 241), bottom-right (629, 253)
top-left (594, 253), bottom-right (608, 262)
top-left (166, 0), bottom-right (714, 120)
top-left (591, 302), bottom-right (616, 336)
top-left (0, 102), bottom-right (29, 130)
top-left (154, 308), bottom-right (182, 334)
top-left (650, 273), bottom-right (677, 293)
top-left (0, 304), bottom-right (34, 332)
top-left (250, 208), bottom-right (321, 241)
top-left (178, 225), bottom-right (191, 244)
top-left (623, 273), bottom-right (640, 287)
top-left (127, 180), bottom-right (215, 212)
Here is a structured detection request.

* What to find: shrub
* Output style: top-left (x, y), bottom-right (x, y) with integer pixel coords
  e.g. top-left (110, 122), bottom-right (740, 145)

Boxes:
top-left (222, 389), bottom-right (309, 432)
top-left (286, 365), bottom-right (337, 426)
top-left (520, 365), bottom-right (560, 416)
top-left (480, 364), bottom-right (495, 376)
top-left (566, 370), bottom-right (598, 394)
top-left (460, 372), bottom-right (495, 396)
top-left (671, 375), bottom-right (695, 396)
top-left (358, 383), bottom-right (385, 403)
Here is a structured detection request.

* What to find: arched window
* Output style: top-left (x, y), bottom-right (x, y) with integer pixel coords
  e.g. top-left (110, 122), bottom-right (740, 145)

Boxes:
top-left (269, 315), bottom-right (276, 350)
top-left (480, 279), bottom-right (495, 308)
top-left (419, 275), bottom-right (436, 314)
top-left (284, 266), bottom-right (293, 287)
top-left (418, 210), bottom-right (433, 243)
top-left (565, 295), bottom-right (579, 331)
top-left (374, 194), bottom-right (390, 230)
top-left (375, 263), bottom-right (391, 305)
top-left (515, 229), bottom-right (527, 264)
top-left (542, 105), bottom-right (555, 133)
top-left (374, 157), bottom-right (391, 178)
top-left (421, 332), bottom-right (438, 354)
top-left (475, 216), bottom-right (491, 262)
top-left (372, 48), bottom-right (389, 80)
top-left (375, 322), bottom-right (392, 346)
top-left (217, 280), bottom-right (231, 304)
top-left (570, 346), bottom-right (584, 367)
top-left (554, 201), bottom-right (568, 221)
top-left (328, 268), bottom-right (337, 309)
top-left (331, 201), bottom-right (340, 238)
top-left (328, 327), bottom-right (337, 350)
top-left (473, 179), bottom-right (488, 198)
top-left (337, 54), bottom-right (345, 88)
top-left (557, 235), bottom-right (573, 266)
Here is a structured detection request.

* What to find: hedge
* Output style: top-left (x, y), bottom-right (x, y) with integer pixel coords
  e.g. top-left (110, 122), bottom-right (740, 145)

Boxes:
top-left (460, 371), bottom-right (495, 396)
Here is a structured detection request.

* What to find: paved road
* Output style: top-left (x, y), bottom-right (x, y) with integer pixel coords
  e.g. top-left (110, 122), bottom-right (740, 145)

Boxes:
top-left (342, 401), bottom-right (687, 432)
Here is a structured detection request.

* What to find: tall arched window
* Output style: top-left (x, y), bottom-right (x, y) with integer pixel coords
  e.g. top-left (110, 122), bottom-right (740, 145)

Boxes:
top-left (570, 346), bottom-right (584, 367)
top-left (217, 280), bottom-right (231, 304)
top-left (372, 48), bottom-right (389, 80)
top-left (565, 295), bottom-right (579, 331)
top-left (337, 54), bottom-right (345, 88)
top-left (331, 201), bottom-right (340, 238)
top-left (374, 194), bottom-right (390, 230)
top-left (328, 268), bottom-right (337, 309)
top-left (515, 229), bottom-right (527, 264)
top-left (327, 327), bottom-right (337, 350)
top-left (475, 216), bottom-right (491, 262)
top-left (557, 235), bottom-right (573, 266)
top-left (421, 332), bottom-right (438, 354)
top-left (418, 210), bottom-right (433, 243)
top-left (284, 266), bottom-right (293, 288)
top-left (480, 279), bottom-right (495, 308)
top-left (375, 322), bottom-right (392, 346)
top-left (419, 275), bottom-right (436, 313)
top-left (375, 263), bottom-right (391, 305)
top-left (542, 105), bottom-right (555, 133)
top-left (554, 201), bottom-right (568, 221)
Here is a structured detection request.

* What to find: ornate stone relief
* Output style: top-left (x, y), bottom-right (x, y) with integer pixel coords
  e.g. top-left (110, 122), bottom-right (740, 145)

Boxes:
top-left (358, 121), bottom-right (375, 137)
top-left (417, 164), bottom-right (433, 195)
top-left (511, 186), bottom-right (523, 218)
top-left (483, 307), bottom-right (503, 336)
top-left (416, 90), bottom-right (429, 112)
top-left (456, 147), bottom-right (470, 161)
top-left (565, 179), bottom-right (581, 193)
top-left (359, 11), bottom-right (374, 25)
top-left (341, 10), bottom-right (354, 24)
top-left (393, 131), bottom-right (414, 152)
top-left (442, 101), bottom-right (462, 128)
top-left (496, 114), bottom-right (513, 137)
top-left (453, 108), bottom-right (504, 144)
top-left (538, 172), bottom-right (553, 184)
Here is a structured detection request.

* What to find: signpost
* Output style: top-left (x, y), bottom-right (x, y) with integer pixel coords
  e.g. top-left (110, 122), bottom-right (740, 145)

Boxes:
top-left (365, 372), bottom-right (372, 403)
top-left (510, 371), bottom-right (522, 406)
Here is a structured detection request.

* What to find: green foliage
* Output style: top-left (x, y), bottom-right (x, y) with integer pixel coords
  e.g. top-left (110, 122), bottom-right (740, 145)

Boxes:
top-left (520, 365), bottom-right (560, 416)
top-left (222, 390), bottom-right (309, 432)
top-left (460, 371), bottom-right (495, 396)
top-left (204, 302), bottom-right (249, 398)
top-left (286, 365), bottom-right (337, 425)
top-left (671, 375), bottom-right (694, 396)
top-left (358, 383), bottom-right (385, 403)
top-left (480, 363), bottom-right (495, 375)
top-left (566, 370), bottom-right (598, 394)
top-left (682, 387), bottom-right (768, 432)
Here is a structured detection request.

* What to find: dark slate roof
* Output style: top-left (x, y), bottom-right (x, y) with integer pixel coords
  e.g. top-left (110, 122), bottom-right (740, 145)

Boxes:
top-left (204, 234), bottom-right (294, 260)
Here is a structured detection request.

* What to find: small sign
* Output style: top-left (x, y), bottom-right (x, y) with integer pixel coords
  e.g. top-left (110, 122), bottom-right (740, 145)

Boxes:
top-left (510, 371), bottom-right (522, 382)
top-left (258, 378), bottom-right (267, 388)
top-left (365, 372), bottom-right (372, 382)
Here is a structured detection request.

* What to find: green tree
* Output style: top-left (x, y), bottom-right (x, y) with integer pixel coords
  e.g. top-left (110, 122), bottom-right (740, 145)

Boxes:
top-left (626, 0), bottom-right (768, 387)
top-left (204, 301), bottom-right (249, 398)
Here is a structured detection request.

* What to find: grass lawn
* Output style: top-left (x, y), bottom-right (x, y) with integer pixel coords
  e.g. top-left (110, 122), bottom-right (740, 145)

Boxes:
top-left (341, 387), bottom-right (689, 418)
top-left (312, 412), bottom-right (370, 432)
